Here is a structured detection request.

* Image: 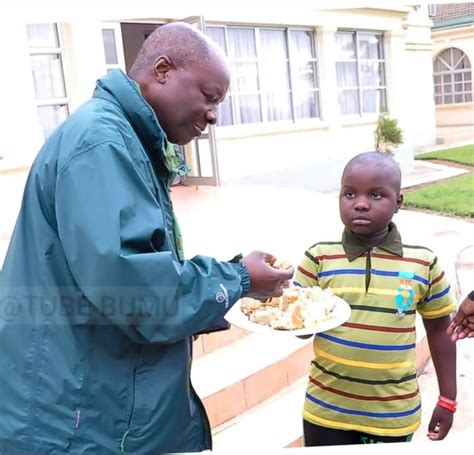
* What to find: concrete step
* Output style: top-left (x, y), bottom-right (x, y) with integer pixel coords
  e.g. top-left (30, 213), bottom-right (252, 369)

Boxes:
top-left (191, 331), bottom-right (313, 428)
top-left (193, 326), bottom-right (249, 359)
top-left (212, 376), bottom-right (308, 451)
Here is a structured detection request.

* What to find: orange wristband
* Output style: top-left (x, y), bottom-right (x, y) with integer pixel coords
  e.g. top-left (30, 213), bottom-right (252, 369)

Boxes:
top-left (437, 395), bottom-right (457, 412)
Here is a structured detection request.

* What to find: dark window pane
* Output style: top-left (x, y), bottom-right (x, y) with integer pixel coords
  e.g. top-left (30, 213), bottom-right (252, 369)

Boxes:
top-left (231, 62), bottom-right (259, 92)
top-left (264, 91), bottom-right (292, 121)
top-left (260, 29), bottom-right (288, 59)
top-left (235, 94), bottom-right (262, 124)
top-left (359, 34), bottom-right (383, 59)
top-left (294, 90), bottom-right (319, 119)
top-left (335, 33), bottom-right (355, 60)
top-left (26, 23), bottom-right (59, 47)
top-left (30, 54), bottom-right (67, 99)
top-left (227, 28), bottom-right (256, 59)
top-left (336, 62), bottom-right (357, 86)
top-left (339, 90), bottom-right (359, 114)
top-left (289, 30), bottom-right (316, 61)
top-left (360, 62), bottom-right (385, 86)
top-left (37, 104), bottom-right (69, 139)
top-left (206, 27), bottom-right (226, 53)
top-left (217, 96), bottom-right (233, 126)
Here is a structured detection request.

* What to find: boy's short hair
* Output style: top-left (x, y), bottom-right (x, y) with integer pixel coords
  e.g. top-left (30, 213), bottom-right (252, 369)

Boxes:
top-left (342, 152), bottom-right (402, 192)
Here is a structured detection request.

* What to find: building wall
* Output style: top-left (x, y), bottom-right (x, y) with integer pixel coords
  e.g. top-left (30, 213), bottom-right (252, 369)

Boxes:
top-left (0, 4), bottom-right (438, 187)
top-left (432, 26), bottom-right (474, 127)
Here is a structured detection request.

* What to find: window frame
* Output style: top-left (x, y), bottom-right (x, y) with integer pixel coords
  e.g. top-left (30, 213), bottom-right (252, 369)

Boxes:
top-left (27, 23), bottom-right (70, 138)
top-left (433, 48), bottom-right (472, 105)
top-left (206, 24), bottom-right (320, 126)
top-left (101, 23), bottom-right (126, 73)
top-left (335, 30), bottom-right (387, 116)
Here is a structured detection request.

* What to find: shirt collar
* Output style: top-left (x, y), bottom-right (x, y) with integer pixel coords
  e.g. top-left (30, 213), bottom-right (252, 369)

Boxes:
top-left (342, 222), bottom-right (403, 261)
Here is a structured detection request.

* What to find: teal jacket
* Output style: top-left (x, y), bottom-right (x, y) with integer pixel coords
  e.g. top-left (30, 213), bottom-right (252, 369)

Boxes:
top-left (0, 70), bottom-right (250, 453)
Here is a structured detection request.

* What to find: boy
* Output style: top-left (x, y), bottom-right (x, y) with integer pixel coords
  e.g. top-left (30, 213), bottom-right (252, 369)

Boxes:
top-left (295, 152), bottom-right (457, 446)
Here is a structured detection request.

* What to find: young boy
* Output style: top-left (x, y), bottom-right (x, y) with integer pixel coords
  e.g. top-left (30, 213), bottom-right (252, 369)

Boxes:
top-left (295, 152), bottom-right (457, 446)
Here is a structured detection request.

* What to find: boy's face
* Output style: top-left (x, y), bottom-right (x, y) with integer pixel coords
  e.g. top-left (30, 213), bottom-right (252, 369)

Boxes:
top-left (339, 163), bottom-right (403, 237)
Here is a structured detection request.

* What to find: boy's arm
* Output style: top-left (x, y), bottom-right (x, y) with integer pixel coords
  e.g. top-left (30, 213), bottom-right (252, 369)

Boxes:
top-left (423, 315), bottom-right (456, 441)
top-left (418, 253), bottom-right (457, 441)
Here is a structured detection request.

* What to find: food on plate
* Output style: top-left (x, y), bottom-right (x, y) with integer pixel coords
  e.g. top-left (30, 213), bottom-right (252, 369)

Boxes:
top-left (266, 257), bottom-right (293, 271)
top-left (240, 286), bottom-right (338, 331)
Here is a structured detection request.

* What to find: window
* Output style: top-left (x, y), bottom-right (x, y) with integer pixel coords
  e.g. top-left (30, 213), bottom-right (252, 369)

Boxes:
top-left (101, 24), bottom-right (126, 73)
top-left (335, 31), bottom-right (387, 115)
top-left (27, 23), bottom-right (69, 139)
top-left (206, 26), bottom-right (320, 126)
top-left (433, 48), bottom-right (472, 105)
top-left (428, 4), bottom-right (437, 17)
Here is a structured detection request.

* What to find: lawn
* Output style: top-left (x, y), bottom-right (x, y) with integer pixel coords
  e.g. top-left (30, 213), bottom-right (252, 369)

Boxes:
top-left (403, 172), bottom-right (474, 217)
top-left (415, 144), bottom-right (474, 166)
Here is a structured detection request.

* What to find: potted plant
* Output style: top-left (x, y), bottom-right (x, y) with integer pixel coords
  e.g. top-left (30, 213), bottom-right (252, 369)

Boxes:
top-left (374, 115), bottom-right (404, 154)
top-left (374, 114), bottom-right (414, 173)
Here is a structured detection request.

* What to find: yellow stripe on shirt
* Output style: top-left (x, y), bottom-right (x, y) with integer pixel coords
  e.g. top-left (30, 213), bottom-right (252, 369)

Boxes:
top-left (314, 347), bottom-right (413, 369)
top-left (418, 302), bottom-right (456, 318)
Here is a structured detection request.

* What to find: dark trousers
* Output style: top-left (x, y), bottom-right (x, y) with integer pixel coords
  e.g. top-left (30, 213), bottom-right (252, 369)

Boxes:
top-left (303, 420), bottom-right (413, 446)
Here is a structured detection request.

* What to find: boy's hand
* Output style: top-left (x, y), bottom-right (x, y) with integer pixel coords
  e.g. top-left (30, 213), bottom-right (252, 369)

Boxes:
top-left (242, 251), bottom-right (294, 299)
top-left (427, 405), bottom-right (454, 440)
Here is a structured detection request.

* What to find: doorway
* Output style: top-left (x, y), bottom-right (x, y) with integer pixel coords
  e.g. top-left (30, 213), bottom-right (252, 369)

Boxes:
top-left (102, 19), bottom-right (221, 186)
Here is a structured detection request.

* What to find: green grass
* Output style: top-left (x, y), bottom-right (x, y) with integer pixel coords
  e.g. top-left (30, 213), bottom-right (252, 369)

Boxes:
top-left (404, 172), bottom-right (474, 217)
top-left (415, 144), bottom-right (474, 166)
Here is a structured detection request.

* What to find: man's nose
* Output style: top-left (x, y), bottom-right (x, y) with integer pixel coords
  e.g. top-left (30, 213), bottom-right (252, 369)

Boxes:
top-left (206, 108), bottom-right (218, 125)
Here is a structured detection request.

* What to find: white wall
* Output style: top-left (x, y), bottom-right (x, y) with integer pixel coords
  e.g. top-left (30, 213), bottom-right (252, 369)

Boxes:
top-left (0, 4), bottom-right (438, 184)
top-left (61, 21), bottom-right (108, 114)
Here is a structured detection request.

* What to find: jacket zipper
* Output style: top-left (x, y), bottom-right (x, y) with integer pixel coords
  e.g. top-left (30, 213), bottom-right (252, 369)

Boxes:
top-left (120, 345), bottom-right (142, 452)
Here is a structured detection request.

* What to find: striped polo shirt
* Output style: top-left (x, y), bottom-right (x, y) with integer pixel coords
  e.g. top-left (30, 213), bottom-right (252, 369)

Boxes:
top-left (294, 223), bottom-right (456, 437)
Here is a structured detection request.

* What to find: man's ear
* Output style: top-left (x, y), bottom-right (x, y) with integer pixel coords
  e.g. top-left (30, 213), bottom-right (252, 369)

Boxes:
top-left (153, 56), bottom-right (172, 84)
top-left (395, 193), bottom-right (404, 212)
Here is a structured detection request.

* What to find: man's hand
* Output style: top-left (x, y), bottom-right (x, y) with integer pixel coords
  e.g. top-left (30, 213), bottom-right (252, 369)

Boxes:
top-left (427, 405), bottom-right (454, 441)
top-left (447, 293), bottom-right (474, 341)
top-left (241, 251), bottom-right (294, 300)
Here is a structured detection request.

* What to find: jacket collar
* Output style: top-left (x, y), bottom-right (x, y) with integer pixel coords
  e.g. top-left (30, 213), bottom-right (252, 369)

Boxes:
top-left (342, 222), bottom-right (403, 261)
top-left (93, 69), bottom-right (167, 162)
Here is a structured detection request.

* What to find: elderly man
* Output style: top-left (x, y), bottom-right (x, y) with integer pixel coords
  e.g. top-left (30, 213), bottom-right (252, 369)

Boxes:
top-left (0, 22), bottom-right (292, 453)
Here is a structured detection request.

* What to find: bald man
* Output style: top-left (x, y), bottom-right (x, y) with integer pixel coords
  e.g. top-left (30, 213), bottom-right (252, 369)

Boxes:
top-left (0, 22), bottom-right (292, 453)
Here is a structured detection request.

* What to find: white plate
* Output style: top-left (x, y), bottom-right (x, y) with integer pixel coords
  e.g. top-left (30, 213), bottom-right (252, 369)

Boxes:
top-left (224, 296), bottom-right (351, 336)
